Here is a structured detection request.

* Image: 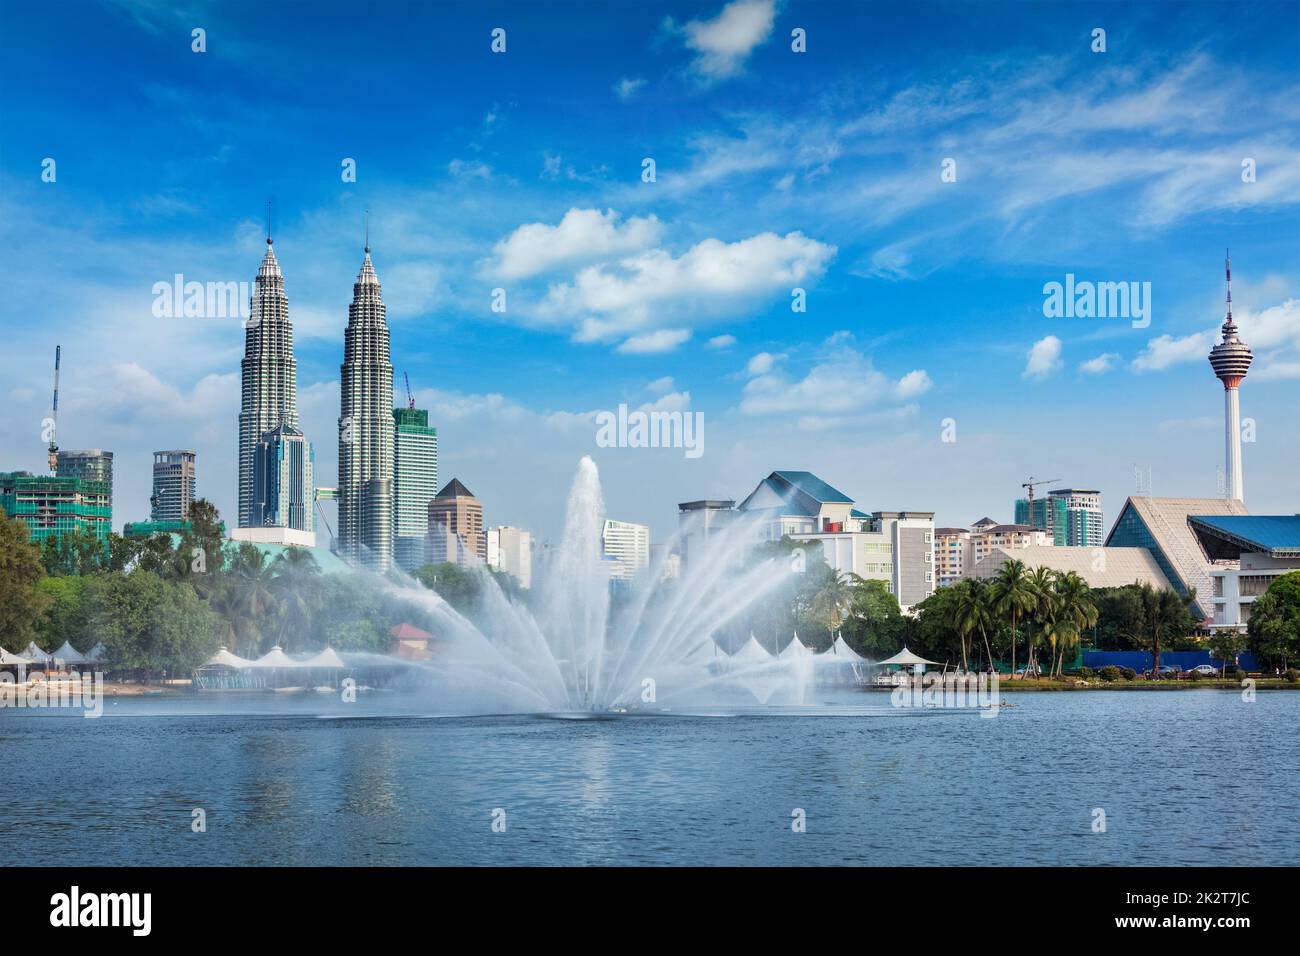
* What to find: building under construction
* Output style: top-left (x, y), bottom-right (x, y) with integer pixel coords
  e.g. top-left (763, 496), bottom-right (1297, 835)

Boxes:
top-left (0, 471), bottom-right (111, 546)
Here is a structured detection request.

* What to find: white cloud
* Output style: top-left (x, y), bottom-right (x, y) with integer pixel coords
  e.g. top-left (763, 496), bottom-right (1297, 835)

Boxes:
top-left (1254, 360), bottom-right (1300, 382)
top-left (1079, 352), bottom-right (1119, 375)
top-left (746, 351), bottom-right (779, 375)
top-left (707, 334), bottom-right (737, 349)
top-left (739, 348), bottom-right (926, 428)
top-left (894, 369), bottom-right (932, 399)
top-left (491, 208), bottom-right (663, 280)
top-left (616, 329), bottom-right (691, 354)
top-left (614, 76), bottom-right (646, 101)
top-left (1023, 335), bottom-right (1063, 380)
top-left (675, 0), bottom-right (776, 81)
top-left (447, 158), bottom-right (492, 180)
top-left (647, 376), bottom-right (675, 394)
top-left (1131, 331), bottom-right (1211, 372)
top-left (548, 230), bottom-right (835, 343)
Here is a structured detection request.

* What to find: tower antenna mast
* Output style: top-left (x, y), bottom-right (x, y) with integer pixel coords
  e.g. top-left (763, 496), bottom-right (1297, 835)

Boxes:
top-left (47, 345), bottom-right (61, 473)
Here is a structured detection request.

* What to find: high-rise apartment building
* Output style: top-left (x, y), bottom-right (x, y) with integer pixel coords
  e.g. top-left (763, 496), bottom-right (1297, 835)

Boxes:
top-left (150, 450), bottom-right (196, 522)
top-left (393, 407), bottom-right (438, 571)
top-left (427, 478), bottom-right (484, 565)
top-left (338, 243), bottom-right (395, 572)
top-left (252, 424), bottom-right (313, 532)
top-left (602, 518), bottom-right (651, 580)
top-left (487, 525), bottom-right (532, 588)
top-left (1015, 488), bottom-right (1103, 547)
top-left (238, 237), bottom-right (299, 528)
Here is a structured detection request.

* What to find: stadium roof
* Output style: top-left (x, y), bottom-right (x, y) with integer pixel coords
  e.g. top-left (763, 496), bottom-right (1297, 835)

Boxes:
top-left (1189, 515), bottom-right (1300, 560)
top-left (1104, 496), bottom-right (1249, 617)
top-left (971, 545), bottom-right (1172, 591)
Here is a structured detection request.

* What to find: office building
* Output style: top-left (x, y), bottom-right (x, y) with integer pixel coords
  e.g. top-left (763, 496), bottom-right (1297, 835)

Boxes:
top-left (602, 519), bottom-right (650, 580)
top-left (487, 525), bottom-right (532, 588)
top-left (1015, 488), bottom-right (1104, 547)
top-left (252, 424), bottom-right (314, 532)
top-left (427, 478), bottom-right (484, 565)
top-left (393, 407), bottom-right (439, 572)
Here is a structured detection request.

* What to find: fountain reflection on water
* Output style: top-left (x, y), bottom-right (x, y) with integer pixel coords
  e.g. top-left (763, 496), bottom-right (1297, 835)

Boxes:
top-left (379, 457), bottom-right (868, 714)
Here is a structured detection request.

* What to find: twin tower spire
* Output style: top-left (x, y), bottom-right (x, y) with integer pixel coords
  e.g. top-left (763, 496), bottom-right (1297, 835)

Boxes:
top-left (236, 216), bottom-right (394, 571)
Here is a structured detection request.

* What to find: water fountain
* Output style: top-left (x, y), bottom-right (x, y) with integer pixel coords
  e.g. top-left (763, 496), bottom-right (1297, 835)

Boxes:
top-left (380, 457), bottom-right (862, 713)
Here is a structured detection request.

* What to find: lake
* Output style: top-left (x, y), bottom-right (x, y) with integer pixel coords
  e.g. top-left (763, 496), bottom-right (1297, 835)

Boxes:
top-left (1, 690), bottom-right (1295, 865)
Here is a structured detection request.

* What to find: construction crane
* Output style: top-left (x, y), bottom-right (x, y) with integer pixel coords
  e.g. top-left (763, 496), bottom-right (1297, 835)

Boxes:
top-left (404, 371), bottom-right (414, 410)
top-left (1020, 476), bottom-right (1060, 524)
top-left (47, 345), bottom-right (61, 473)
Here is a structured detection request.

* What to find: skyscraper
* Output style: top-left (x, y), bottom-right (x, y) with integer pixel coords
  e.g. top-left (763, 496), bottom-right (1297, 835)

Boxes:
top-left (338, 241), bottom-right (394, 571)
top-left (253, 424), bottom-right (314, 532)
top-left (393, 407), bottom-right (438, 571)
top-left (1208, 251), bottom-right (1252, 502)
top-left (151, 450), bottom-right (196, 522)
top-left (238, 236), bottom-right (299, 528)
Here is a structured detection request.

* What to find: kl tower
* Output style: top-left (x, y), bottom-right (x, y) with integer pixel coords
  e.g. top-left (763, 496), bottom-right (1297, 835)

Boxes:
top-left (1207, 251), bottom-right (1252, 502)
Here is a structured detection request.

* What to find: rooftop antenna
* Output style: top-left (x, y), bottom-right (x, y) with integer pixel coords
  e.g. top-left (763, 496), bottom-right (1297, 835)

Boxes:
top-left (364, 209), bottom-right (370, 253)
top-left (47, 345), bottom-right (61, 472)
top-left (266, 197), bottom-right (274, 246)
top-left (404, 371), bottom-right (414, 410)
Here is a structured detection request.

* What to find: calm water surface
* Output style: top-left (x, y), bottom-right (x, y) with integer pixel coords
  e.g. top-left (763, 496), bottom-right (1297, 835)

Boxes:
top-left (2, 690), bottom-right (1296, 865)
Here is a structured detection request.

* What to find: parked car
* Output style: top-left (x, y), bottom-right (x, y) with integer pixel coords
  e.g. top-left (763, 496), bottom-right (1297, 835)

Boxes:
top-left (1188, 664), bottom-right (1219, 676)
top-left (1014, 664), bottom-right (1042, 677)
top-left (1144, 664), bottom-right (1183, 678)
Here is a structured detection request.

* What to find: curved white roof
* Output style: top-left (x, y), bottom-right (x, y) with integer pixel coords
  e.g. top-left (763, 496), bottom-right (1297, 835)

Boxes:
top-left (730, 635), bottom-right (775, 663)
top-left (778, 634), bottom-right (814, 659)
top-left (203, 646), bottom-right (254, 669)
top-left (249, 646), bottom-right (298, 668)
top-left (877, 646), bottom-right (941, 667)
top-left (299, 647), bottom-right (346, 668)
top-left (0, 647), bottom-right (33, 665)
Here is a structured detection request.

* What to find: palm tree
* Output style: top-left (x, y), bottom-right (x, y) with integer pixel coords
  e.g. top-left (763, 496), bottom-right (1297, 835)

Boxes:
top-left (992, 558), bottom-right (1035, 675)
top-left (810, 568), bottom-right (853, 642)
top-left (271, 548), bottom-right (322, 651)
top-left (951, 579), bottom-right (993, 671)
top-left (1132, 582), bottom-right (1196, 678)
top-left (229, 543), bottom-right (280, 655)
top-left (1023, 566), bottom-right (1057, 676)
top-left (1048, 571), bottom-right (1098, 677)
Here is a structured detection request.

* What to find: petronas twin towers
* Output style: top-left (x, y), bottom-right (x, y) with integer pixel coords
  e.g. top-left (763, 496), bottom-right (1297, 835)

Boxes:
top-left (237, 231), bottom-right (395, 572)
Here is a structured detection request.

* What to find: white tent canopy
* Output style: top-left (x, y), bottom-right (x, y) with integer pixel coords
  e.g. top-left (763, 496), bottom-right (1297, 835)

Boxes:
top-left (299, 647), bottom-right (345, 669)
top-left (778, 633), bottom-right (814, 660)
top-left (52, 641), bottom-right (87, 664)
top-left (682, 638), bottom-right (722, 666)
top-left (203, 647), bottom-right (255, 669)
top-left (877, 646), bottom-right (942, 668)
top-left (0, 647), bottom-right (33, 666)
top-left (827, 635), bottom-right (870, 663)
top-left (729, 635), bottom-right (775, 664)
top-left (249, 646), bottom-right (298, 668)
top-left (84, 642), bottom-right (106, 662)
top-left (23, 642), bottom-right (52, 664)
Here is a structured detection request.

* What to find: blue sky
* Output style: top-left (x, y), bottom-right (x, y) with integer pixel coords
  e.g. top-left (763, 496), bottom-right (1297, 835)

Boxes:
top-left (1, 0), bottom-right (1297, 543)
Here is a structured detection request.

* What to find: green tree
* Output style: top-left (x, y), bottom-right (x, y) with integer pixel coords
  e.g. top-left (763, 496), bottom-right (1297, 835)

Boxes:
top-left (84, 570), bottom-right (217, 678)
top-left (1208, 628), bottom-right (1249, 677)
top-left (270, 547), bottom-right (322, 651)
top-left (841, 576), bottom-right (905, 658)
top-left (35, 574), bottom-right (90, 649)
top-left (1130, 581), bottom-right (1197, 677)
top-left (952, 579), bottom-right (994, 671)
top-left (1023, 566), bottom-right (1058, 675)
top-left (1046, 571), bottom-right (1097, 677)
top-left (1247, 571), bottom-right (1300, 670)
top-left (992, 558), bottom-right (1035, 673)
top-left (809, 567), bottom-right (853, 641)
top-left (0, 512), bottom-right (53, 650)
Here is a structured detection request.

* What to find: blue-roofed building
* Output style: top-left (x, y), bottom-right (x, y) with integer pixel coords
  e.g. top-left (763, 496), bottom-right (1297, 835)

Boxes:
top-left (737, 471), bottom-right (936, 610)
top-left (1190, 514), bottom-right (1300, 632)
